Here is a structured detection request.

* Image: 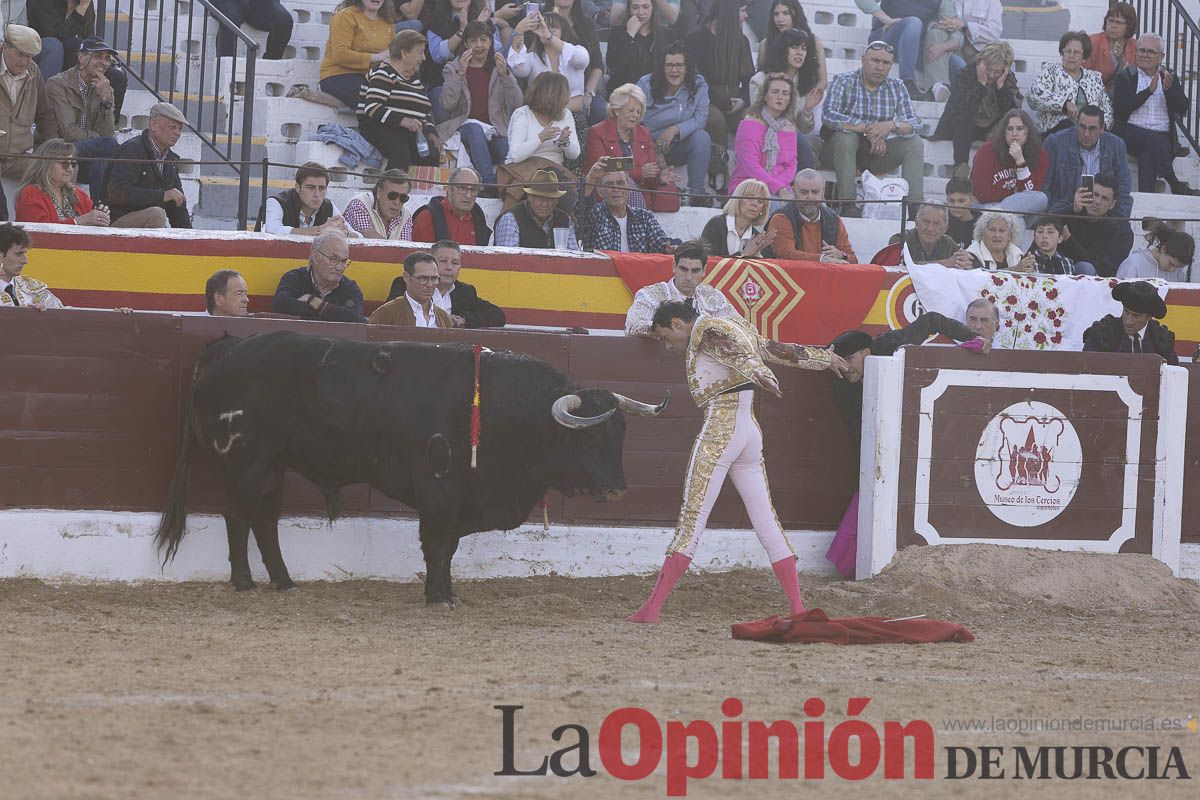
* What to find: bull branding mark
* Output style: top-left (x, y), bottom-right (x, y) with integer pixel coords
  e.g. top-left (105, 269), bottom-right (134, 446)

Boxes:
top-left (213, 409), bottom-right (245, 455)
top-left (317, 338), bottom-right (337, 368)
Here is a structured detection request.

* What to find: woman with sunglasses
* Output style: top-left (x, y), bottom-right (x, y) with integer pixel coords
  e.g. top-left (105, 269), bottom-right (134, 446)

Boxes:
top-left (15, 138), bottom-right (110, 226)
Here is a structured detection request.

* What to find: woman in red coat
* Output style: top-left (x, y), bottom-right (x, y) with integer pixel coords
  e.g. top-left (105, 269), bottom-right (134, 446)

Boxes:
top-left (582, 82), bottom-right (674, 210)
top-left (1085, 3), bottom-right (1139, 92)
top-left (15, 139), bottom-right (110, 226)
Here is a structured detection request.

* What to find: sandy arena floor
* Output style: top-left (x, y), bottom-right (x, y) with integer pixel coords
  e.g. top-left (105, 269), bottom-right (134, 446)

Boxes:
top-left (1, 544), bottom-right (1198, 799)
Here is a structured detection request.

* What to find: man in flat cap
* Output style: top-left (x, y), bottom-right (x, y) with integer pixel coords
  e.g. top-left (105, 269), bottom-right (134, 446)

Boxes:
top-left (46, 36), bottom-right (120, 203)
top-left (1082, 280), bottom-right (1178, 364)
top-left (106, 101), bottom-right (192, 228)
top-left (0, 24), bottom-right (58, 201)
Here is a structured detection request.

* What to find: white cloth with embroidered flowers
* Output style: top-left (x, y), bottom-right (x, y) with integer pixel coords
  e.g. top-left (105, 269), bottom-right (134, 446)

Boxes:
top-left (905, 263), bottom-right (1169, 351)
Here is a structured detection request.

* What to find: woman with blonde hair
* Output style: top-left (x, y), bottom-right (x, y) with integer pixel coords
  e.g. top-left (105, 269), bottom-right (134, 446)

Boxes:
top-left (699, 178), bottom-right (775, 257)
top-left (931, 41), bottom-right (1022, 179)
top-left (966, 211), bottom-right (1034, 271)
top-left (583, 83), bottom-right (675, 210)
top-left (15, 139), bottom-right (110, 226)
top-left (729, 73), bottom-right (797, 196)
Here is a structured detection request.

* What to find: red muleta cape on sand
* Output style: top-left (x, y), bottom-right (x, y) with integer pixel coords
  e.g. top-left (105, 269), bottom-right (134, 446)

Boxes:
top-left (732, 609), bottom-right (975, 644)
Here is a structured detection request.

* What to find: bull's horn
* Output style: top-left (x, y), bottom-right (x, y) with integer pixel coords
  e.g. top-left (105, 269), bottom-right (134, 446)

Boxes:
top-left (613, 390), bottom-right (670, 417)
top-left (551, 394), bottom-right (617, 429)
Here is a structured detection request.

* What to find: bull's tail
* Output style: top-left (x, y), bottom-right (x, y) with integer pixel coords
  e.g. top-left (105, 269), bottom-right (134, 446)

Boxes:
top-left (155, 387), bottom-right (196, 565)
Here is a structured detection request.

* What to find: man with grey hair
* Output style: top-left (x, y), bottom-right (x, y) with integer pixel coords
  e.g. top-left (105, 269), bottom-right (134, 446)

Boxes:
top-left (0, 24), bottom-right (57, 187)
top-left (964, 298), bottom-right (1001, 345)
top-left (410, 167), bottom-right (492, 245)
top-left (270, 230), bottom-right (365, 322)
top-left (766, 169), bottom-right (857, 264)
top-left (107, 102), bottom-right (192, 228)
top-left (903, 203), bottom-right (974, 268)
top-left (1112, 32), bottom-right (1197, 195)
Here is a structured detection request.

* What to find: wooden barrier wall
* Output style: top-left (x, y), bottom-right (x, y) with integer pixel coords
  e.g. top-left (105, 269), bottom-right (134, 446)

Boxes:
top-left (0, 311), bottom-right (857, 531)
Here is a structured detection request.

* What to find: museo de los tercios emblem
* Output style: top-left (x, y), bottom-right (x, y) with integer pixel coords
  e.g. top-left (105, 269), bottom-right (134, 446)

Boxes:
top-left (974, 401), bottom-right (1082, 527)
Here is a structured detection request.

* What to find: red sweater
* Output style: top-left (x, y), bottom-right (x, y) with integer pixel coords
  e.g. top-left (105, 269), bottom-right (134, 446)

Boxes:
top-left (970, 142), bottom-right (1049, 203)
top-left (15, 184), bottom-right (94, 224)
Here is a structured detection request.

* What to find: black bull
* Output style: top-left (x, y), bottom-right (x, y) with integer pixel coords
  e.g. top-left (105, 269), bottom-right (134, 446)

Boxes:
top-left (155, 330), bottom-right (667, 606)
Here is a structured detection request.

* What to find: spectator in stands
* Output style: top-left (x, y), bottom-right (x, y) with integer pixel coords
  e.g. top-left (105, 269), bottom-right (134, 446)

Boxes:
top-left (14, 138), bottom-right (109, 225)
top-left (1043, 105), bottom-right (1133, 218)
top-left (46, 37), bottom-right (121, 202)
top-left (610, 0), bottom-right (680, 30)
top-left (106, 102), bottom-right (191, 229)
top-left (915, 2), bottom-right (969, 102)
top-left (730, 73), bottom-right (798, 195)
top-left (749, 27), bottom-right (819, 170)
top-left (822, 41), bottom-right (925, 212)
top-left (212, 0), bottom-right (294, 60)
top-left (27, 2), bottom-right (129, 121)
top-left (1082, 280), bottom-right (1177, 364)
top-left (319, 0), bottom-right (397, 110)
top-left (581, 169), bottom-right (676, 253)
top-left (0, 25), bottom-right (56, 185)
top-left (369, 250), bottom-right (453, 327)
top-left (262, 162), bottom-right (349, 237)
top-left (943, 177), bottom-right (978, 248)
top-left (502, 72), bottom-right (580, 210)
top-left (410, 167), bottom-right (492, 245)
top-left (344, 168), bottom-right (413, 240)
top-left (1084, 2), bottom-right (1138, 93)
top-left (970, 109), bottom-right (1049, 215)
top-left (1028, 31), bottom-right (1113, 135)
top-left (904, 203), bottom-right (974, 267)
top-left (493, 168), bottom-right (578, 248)
top-left (766, 168), bottom-right (857, 264)
top-left (931, 42), bottom-right (1020, 180)
top-left (1112, 33), bottom-right (1198, 196)
top-left (638, 42), bottom-right (712, 205)
top-left (357, 29), bottom-right (440, 171)
top-left (549, 0), bottom-right (606, 126)
top-left (1055, 173), bottom-right (1132, 278)
top-left (1117, 222), bottom-right (1195, 282)
top-left (386, 239), bottom-right (505, 327)
top-left (436, 21), bottom-right (522, 193)
top-left (854, 0), bottom-right (932, 98)
top-left (757, 0), bottom-right (827, 95)
top-left (964, 297), bottom-right (999, 344)
top-left (423, 1), bottom-right (501, 114)
top-left (965, 211), bottom-right (1032, 271)
top-left (272, 230), bottom-right (365, 322)
top-left (584, 84), bottom-right (671, 212)
top-left (1029, 216), bottom-right (1094, 275)
top-left (0, 223), bottom-right (63, 309)
top-left (624, 239), bottom-right (736, 337)
top-left (206, 269), bottom-right (250, 317)
top-left (700, 178), bottom-right (775, 258)
top-left (686, 1), bottom-right (754, 167)
top-left (607, 0), bottom-right (675, 92)
top-left (509, 10), bottom-right (591, 152)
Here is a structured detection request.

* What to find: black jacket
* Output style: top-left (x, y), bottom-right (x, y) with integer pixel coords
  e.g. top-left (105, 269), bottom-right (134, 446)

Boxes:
top-left (272, 266), bottom-right (365, 323)
top-left (1056, 207), bottom-right (1134, 279)
top-left (28, 0), bottom-right (95, 41)
top-left (1082, 314), bottom-right (1178, 365)
top-left (106, 130), bottom-right (191, 228)
top-left (1112, 65), bottom-right (1189, 137)
top-left (931, 68), bottom-right (1022, 142)
top-left (385, 279), bottom-right (506, 328)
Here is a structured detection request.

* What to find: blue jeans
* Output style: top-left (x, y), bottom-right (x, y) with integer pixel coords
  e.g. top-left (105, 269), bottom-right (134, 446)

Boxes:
top-left (459, 124), bottom-right (508, 185)
top-left (875, 17), bottom-right (922, 81)
top-left (796, 132), bottom-right (816, 170)
top-left (395, 20), bottom-right (423, 31)
top-left (319, 73), bottom-right (364, 109)
top-left (664, 129), bottom-right (712, 195)
top-left (430, 86), bottom-right (452, 124)
top-left (1074, 261), bottom-right (1098, 275)
top-left (588, 92), bottom-right (608, 126)
top-left (75, 136), bottom-right (120, 204)
top-left (34, 37), bottom-right (65, 81)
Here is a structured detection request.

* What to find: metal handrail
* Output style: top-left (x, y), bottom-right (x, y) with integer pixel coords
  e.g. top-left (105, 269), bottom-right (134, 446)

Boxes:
top-left (97, 0), bottom-right (259, 228)
top-left (1132, 0), bottom-right (1200, 152)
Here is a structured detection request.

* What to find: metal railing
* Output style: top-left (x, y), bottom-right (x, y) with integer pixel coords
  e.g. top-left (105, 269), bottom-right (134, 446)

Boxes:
top-left (1132, 0), bottom-right (1200, 152)
top-left (97, 0), bottom-right (258, 228)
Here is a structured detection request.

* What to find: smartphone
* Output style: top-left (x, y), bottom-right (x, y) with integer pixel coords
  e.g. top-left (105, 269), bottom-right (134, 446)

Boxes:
top-left (525, 2), bottom-right (539, 18)
top-left (1081, 174), bottom-right (1094, 192)
top-left (603, 156), bottom-right (635, 172)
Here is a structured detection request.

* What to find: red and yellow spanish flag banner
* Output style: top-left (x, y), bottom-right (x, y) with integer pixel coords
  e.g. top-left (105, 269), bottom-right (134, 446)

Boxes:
top-left (609, 252), bottom-right (888, 345)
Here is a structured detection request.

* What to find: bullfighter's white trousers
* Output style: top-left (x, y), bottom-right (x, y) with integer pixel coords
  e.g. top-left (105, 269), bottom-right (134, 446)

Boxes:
top-left (668, 390), bottom-right (795, 562)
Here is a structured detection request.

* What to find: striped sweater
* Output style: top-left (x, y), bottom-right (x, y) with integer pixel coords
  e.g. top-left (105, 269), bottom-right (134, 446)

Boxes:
top-left (356, 61), bottom-right (432, 128)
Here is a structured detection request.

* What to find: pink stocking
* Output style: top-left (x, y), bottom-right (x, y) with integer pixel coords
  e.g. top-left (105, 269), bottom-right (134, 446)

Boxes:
top-left (771, 556), bottom-right (806, 615)
top-left (626, 552), bottom-right (692, 623)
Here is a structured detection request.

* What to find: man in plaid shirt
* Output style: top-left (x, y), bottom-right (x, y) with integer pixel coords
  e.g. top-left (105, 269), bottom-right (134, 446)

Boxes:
top-left (820, 42), bottom-right (925, 215)
top-left (581, 170), bottom-right (679, 253)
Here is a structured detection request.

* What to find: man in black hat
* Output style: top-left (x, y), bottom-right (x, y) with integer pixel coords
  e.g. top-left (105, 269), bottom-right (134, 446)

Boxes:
top-left (1082, 281), bottom-right (1178, 364)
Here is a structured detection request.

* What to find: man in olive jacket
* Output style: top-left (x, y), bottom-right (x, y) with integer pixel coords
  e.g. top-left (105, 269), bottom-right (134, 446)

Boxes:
top-left (46, 37), bottom-right (120, 202)
top-left (0, 25), bottom-right (59, 181)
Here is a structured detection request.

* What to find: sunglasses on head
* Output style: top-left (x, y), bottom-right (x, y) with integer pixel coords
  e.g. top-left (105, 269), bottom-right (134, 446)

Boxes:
top-left (383, 191), bottom-right (410, 203)
top-left (866, 40), bottom-right (896, 54)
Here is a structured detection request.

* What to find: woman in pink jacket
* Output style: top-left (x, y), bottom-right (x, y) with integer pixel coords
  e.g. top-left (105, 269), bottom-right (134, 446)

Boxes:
top-left (729, 73), bottom-right (796, 196)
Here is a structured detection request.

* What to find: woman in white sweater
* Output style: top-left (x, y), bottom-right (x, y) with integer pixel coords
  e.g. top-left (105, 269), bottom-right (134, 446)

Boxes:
top-left (505, 72), bottom-right (581, 167)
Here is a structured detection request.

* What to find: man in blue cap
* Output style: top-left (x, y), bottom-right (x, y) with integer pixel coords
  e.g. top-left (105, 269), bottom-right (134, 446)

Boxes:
top-left (46, 36), bottom-right (121, 202)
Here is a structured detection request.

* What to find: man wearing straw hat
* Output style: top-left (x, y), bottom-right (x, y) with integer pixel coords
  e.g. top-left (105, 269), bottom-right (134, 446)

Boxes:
top-left (492, 168), bottom-right (578, 250)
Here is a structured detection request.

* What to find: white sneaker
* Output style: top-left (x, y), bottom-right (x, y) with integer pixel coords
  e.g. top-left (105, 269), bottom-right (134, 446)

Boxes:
top-left (932, 82), bottom-right (951, 103)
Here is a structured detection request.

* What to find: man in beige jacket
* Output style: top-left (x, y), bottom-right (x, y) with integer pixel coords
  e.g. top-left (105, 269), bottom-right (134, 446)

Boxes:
top-left (46, 36), bottom-right (119, 202)
top-left (0, 25), bottom-right (58, 184)
top-left (369, 251), bottom-right (453, 328)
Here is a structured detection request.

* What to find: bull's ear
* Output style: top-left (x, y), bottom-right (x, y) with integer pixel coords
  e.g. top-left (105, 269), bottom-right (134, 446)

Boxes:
top-left (612, 390), bottom-right (669, 417)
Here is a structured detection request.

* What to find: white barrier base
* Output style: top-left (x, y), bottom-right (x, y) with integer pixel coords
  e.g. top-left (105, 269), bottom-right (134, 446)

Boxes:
top-left (2, 509), bottom-right (1198, 583)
